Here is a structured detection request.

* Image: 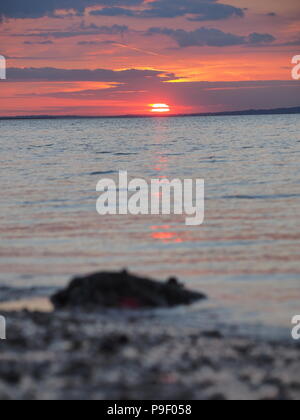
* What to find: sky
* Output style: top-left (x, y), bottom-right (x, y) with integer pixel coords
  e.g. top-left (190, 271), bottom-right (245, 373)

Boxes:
top-left (0, 0), bottom-right (300, 116)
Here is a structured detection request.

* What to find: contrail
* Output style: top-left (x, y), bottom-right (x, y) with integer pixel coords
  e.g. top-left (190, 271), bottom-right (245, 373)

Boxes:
top-left (114, 42), bottom-right (162, 56)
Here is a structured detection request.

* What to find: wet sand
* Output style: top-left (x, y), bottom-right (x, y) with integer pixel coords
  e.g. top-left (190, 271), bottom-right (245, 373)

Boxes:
top-left (0, 309), bottom-right (299, 400)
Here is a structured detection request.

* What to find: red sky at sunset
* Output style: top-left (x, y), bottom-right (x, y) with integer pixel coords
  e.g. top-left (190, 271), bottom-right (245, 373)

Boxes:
top-left (0, 0), bottom-right (300, 116)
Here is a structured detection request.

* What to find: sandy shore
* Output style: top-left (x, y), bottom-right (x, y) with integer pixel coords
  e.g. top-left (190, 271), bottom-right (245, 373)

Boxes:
top-left (0, 309), bottom-right (299, 400)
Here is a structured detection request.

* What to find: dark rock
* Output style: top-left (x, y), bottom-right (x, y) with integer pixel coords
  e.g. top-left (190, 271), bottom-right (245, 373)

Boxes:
top-left (51, 270), bottom-right (206, 310)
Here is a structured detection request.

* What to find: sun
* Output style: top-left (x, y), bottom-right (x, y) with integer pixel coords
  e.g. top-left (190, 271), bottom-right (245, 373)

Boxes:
top-left (150, 103), bottom-right (171, 113)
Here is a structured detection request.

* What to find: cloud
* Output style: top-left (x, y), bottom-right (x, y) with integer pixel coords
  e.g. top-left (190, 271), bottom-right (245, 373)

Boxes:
top-left (24, 40), bottom-right (54, 45)
top-left (0, 1), bottom-right (142, 20)
top-left (81, 24), bottom-right (129, 35)
top-left (91, 7), bottom-right (136, 17)
top-left (14, 24), bottom-right (129, 39)
top-left (148, 27), bottom-right (244, 47)
top-left (77, 40), bottom-right (118, 46)
top-left (8, 70), bottom-right (300, 115)
top-left (6, 67), bottom-right (176, 83)
top-left (91, 0), bottom-right (245, 21)
top-left (147, 27), bottom-right (276, 47)
top-left (248, 32), bottom-right (276, 45)
top-left (0, 0), bottom-right (244, 22)
top-left (281, 39), bottom-right (300, 46)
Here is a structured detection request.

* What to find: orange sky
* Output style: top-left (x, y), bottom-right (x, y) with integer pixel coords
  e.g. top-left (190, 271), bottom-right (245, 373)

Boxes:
top-left (0, 0), bottom-right (300, 116)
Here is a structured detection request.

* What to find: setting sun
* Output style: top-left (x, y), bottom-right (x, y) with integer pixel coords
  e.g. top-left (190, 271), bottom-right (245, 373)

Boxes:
top-left (150, 104), bottom-right (171, 113)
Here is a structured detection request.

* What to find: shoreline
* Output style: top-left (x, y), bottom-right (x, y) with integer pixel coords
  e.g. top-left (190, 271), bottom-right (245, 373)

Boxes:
top-left (0, 296), bottom-right (294, 343)
top-left (0, 284), bottom-right (295, 345)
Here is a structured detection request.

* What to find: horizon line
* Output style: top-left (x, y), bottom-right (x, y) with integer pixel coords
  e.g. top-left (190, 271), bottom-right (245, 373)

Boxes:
top-left (1, 106), bottom-right (300, 120)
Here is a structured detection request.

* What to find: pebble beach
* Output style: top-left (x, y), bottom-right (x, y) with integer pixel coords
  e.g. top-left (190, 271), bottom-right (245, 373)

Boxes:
top-left (0, 308), bottom-right (299, 400)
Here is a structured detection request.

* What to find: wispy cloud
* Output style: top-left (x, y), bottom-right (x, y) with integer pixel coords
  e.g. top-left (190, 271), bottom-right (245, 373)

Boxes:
top-left (13, 24), bottom-right (129, 39)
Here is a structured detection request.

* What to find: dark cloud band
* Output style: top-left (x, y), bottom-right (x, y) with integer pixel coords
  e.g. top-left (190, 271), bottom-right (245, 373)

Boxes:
top-left (147, 27), bottom-right (276, 47)
top-left (1, 0), bottom-right (244, 22)
top-left (0, 1), bottom-right (142, 20)
top-left (91, 0), bottom-right (245, 21)
top-left (6, 67), bottom-right (176, 82)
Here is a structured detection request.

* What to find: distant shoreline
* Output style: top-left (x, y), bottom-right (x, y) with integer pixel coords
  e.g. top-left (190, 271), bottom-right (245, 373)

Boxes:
top-left (1, 106), bottom-right (300, 120)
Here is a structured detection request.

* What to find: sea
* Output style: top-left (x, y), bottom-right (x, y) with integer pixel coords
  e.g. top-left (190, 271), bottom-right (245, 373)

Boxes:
top-left (0, 114), bottom-right (299, 337)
